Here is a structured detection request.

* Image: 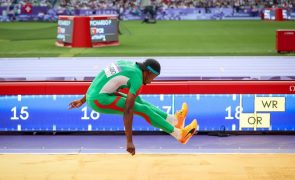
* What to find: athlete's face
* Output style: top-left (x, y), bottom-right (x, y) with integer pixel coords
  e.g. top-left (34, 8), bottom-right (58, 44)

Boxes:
top-left (143, 71), bottom-right (158, 85)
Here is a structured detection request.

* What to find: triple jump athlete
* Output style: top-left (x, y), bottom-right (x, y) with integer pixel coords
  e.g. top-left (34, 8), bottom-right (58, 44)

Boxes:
top-left (68, 59), bottom-right (197, 155)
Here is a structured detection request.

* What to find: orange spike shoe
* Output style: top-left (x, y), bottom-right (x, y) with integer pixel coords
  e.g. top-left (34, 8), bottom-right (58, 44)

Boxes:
top-left (175, 102), bottom-right (188, 129)
top-left (179, 119), bottom-right (197, 144)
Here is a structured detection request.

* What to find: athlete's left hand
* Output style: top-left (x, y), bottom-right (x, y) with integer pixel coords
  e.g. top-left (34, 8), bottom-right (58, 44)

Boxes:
top-left (68, 99), bottom-right (84, 109)
top-left (126, 142), bottom-right (136, 156)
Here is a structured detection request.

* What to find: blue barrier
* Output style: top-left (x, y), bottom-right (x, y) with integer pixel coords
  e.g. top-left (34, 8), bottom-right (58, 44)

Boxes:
top-left (1, 94), bottom-right (294, 132)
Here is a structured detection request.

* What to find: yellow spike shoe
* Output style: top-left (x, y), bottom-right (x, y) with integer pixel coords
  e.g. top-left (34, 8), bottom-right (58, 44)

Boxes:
top-left (175, 102), bottom-right (188, 129)
top-left (179, 119), bottom-right (197, 144)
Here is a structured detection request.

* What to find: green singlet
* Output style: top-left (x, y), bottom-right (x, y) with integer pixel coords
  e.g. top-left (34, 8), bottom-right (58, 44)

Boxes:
top-left (86, 60), bottom-right (174, 133)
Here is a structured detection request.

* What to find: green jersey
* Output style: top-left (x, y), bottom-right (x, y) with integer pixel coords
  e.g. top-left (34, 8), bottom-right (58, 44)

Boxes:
top-left (86, 61), bottom-right (143, 98)
top-left (85, 60), bottom-right (175, 135)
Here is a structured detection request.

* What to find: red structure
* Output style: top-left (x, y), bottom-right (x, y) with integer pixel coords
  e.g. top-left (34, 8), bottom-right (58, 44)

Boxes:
top-left (276, 30), bottom-right (295, 53)
top-left (56, 15), bottom-right (119, 48)
top-left (1, 81), bottom-right (294, 95)
top-left (72, 16), bottom-right (92, 48)
top-left (275, 8), bottom-right (283, 21)
top-left (261, 8), bottom-right (289, 21)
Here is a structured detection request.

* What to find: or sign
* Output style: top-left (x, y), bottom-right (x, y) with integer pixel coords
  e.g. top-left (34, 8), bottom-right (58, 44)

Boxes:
top-left (240, 113), bottom-right (270, 130)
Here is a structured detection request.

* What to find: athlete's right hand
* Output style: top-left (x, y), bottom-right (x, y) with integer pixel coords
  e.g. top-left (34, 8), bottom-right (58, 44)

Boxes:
top-left (68, 99), bottom-right (84, 109)
top-left (126, 142), bottom-right (135, 156)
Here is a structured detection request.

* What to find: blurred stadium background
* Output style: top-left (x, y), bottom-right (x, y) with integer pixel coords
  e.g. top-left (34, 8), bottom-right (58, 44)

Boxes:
top-left (0, 0), bottom-right (294, 56)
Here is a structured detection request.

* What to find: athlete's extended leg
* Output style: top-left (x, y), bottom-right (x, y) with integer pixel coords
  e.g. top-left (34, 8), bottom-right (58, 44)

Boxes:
top-left (139, 97), bottom-right (188, 128)
top-left (136, 96), bottom-right (188, 128)
top-left (117, 92), bottom-right (187, 128)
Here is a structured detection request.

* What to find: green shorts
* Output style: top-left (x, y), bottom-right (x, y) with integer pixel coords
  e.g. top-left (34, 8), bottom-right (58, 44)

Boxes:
top-left (86, 93), bottom-right (174, 133)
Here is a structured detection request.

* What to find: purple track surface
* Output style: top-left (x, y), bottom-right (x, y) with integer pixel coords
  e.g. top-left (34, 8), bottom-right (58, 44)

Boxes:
top-left (0, 135), bottom-right (294, 154)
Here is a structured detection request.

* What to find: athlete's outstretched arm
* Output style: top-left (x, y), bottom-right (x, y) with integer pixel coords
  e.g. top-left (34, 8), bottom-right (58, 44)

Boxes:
top-left (68, 95), bottom-right (86, 109)
top-left (124, 92), bottom-right (136, 156)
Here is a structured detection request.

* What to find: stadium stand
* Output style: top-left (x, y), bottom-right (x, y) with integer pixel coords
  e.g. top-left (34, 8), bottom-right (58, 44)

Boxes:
top-left (0, 0), bottom-right (294, 21)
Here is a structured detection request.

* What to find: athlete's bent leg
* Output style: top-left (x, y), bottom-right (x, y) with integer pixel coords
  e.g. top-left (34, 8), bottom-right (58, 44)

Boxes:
top-left (87, 93), bottom-right (181, 139)
top-left (86, 93), bottom-right (196, 144)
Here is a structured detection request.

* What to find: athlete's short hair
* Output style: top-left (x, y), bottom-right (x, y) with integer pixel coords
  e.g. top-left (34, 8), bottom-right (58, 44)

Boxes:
top-left (136, 59), bottom-right (161, 75)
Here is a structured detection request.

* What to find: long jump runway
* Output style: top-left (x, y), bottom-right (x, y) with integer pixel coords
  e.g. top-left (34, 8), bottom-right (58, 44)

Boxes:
top-left (0, 135), bottom-right (294, 179)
